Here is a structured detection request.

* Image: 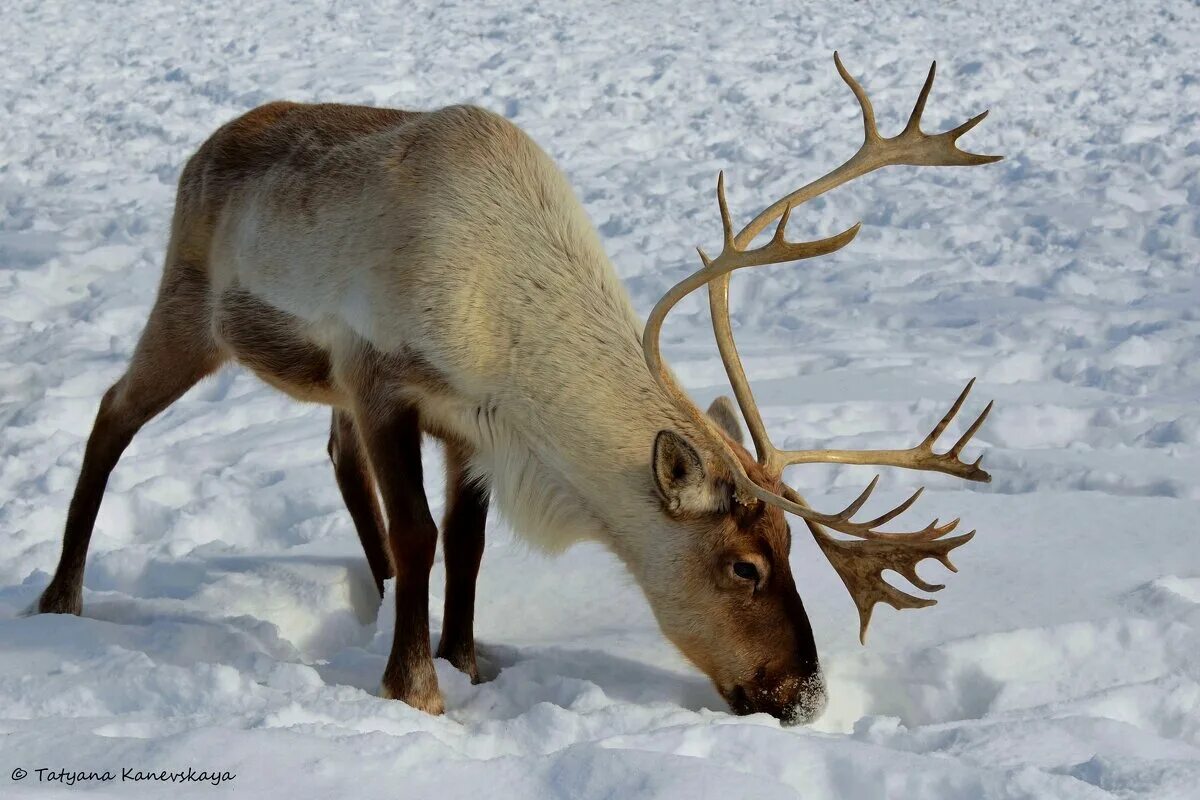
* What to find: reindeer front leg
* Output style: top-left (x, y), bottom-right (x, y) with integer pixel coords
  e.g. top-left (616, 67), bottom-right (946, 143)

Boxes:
top-left (353, 401), bottom-right (443, 715)
top-left (436, 441), bottom-right (489, 683)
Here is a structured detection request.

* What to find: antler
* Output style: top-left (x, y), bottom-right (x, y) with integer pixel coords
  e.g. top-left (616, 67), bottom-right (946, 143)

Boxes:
top-left (771, 379), bottom-right (994, 481)
top-left (705, 53), bottom-right (1001, 468)
top-left (810, 520), bottom-right (976, 643)
top-left (641, 52), bottom-right (1002, 641)
top-left (778, 483), bottom-right (975, 642)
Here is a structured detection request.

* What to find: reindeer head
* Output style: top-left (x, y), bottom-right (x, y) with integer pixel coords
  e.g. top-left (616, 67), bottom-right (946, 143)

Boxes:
top-left (642, 398), bottom-right (826, 723)
top-left (638, 53), bottom-right (1001, 724)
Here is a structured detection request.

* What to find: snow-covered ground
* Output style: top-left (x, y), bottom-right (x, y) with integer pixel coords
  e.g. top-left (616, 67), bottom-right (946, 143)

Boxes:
top-left (2, 0), bottom-right (1197, 797)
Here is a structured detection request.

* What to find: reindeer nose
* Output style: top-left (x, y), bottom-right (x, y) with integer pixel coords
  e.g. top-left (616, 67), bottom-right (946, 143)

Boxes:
top-left (778, 672), bottom-right (827, 726)
top-left (729, 668), bottom-right (827, 726)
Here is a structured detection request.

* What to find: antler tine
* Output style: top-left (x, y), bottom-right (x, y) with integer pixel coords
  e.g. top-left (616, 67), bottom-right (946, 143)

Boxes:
top-left (717, 170), bottom-right (735, 250)
top-left (772, 203), bottom-right (793, 244)
top-left (857, 486), bottom-right (925, 530)
top-left (834, 50), bottom-right (880, 144)
top-left (920, 377), bottom-right (975, 448)
top-left (903, 60), bottom-right (937, 136)
top-left (949, 399), bottom-right (993, 457)
top-left (949, 110), bottom-right (991, 141)
top-left (838, 475), bottom-right (879, 520)
top-left (931, 111), bottom-right (1003, 167)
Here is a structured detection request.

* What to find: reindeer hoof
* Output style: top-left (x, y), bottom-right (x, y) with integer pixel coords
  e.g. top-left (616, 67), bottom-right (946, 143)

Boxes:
top-left (37, 584), bottom-right (82, 616)
top-left (435, 640), bottom-right (483, 684)
top-left (380, 665), bottom-right (444, 715)
top-left (380, 682), bottom-right (445, 715)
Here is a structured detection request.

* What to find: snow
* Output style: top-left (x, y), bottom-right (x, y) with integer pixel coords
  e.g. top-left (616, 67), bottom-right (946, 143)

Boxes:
top-left (1, 0), bottom-right (1197, 797)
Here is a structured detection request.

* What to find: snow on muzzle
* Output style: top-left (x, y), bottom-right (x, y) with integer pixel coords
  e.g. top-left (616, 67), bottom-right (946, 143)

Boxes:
top-left (724, 664), bottom-right (827, 726)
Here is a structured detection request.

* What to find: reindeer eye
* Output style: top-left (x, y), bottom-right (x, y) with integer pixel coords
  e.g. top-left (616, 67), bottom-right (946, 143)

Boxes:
top-left (732, 561), bottom-right (759, 583)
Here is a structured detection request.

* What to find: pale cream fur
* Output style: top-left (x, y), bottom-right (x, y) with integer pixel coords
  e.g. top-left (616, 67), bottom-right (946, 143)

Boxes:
top-left (208, 105), bottom-right (726, 563)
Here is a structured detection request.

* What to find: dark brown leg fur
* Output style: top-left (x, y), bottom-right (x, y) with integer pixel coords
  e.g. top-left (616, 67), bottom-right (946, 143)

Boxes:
top-left (354, 402), bottom-right (443, 714)
top-left (435, 443), bottom-right (489, 683)
top-left (328, 409), bottom-right (393, 596)
top-left (38, 264), bottom-right (223, 615)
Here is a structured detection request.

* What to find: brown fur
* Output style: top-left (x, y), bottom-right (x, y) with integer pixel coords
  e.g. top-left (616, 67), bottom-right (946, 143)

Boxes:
top-left (38, 263), bottom-right (225, 614)
top-left (328, 409), bottom-right (392, 596)
top-left (216, 287), bottom-right (338, 404)
top-left (434, 442), bottom-right (489, 682)
top-left (197, 102), bottom-right (417, 189)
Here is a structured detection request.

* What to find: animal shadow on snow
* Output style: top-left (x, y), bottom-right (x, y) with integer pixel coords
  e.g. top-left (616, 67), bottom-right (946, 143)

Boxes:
top-left (318, 635), bottom-right (726, 721)
top-left (12, 554), bottom-right (380, 665)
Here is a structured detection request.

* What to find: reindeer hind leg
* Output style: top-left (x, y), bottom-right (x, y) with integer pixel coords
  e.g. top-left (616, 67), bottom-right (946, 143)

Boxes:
top-left (353, 400), bottom-right (443, 714)
top-left (328, 408), bottom-right (393, 597)
top-left (38, 263), bottom-right (224, 615)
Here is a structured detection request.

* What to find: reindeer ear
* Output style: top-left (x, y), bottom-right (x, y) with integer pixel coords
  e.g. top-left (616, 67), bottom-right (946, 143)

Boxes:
top-left (706, 396), bottom-right (744, 446)
top-left (652, 430), bottom-right (713, 515)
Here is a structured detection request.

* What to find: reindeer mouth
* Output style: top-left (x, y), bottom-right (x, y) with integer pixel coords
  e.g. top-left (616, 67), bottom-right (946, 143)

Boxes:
top-left (723, 670), bottom-right (827, 726)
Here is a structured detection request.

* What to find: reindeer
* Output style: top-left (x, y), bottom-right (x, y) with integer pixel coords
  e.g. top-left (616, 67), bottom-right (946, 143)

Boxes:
top-left (36, 53), bottom-right (1000, 724)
